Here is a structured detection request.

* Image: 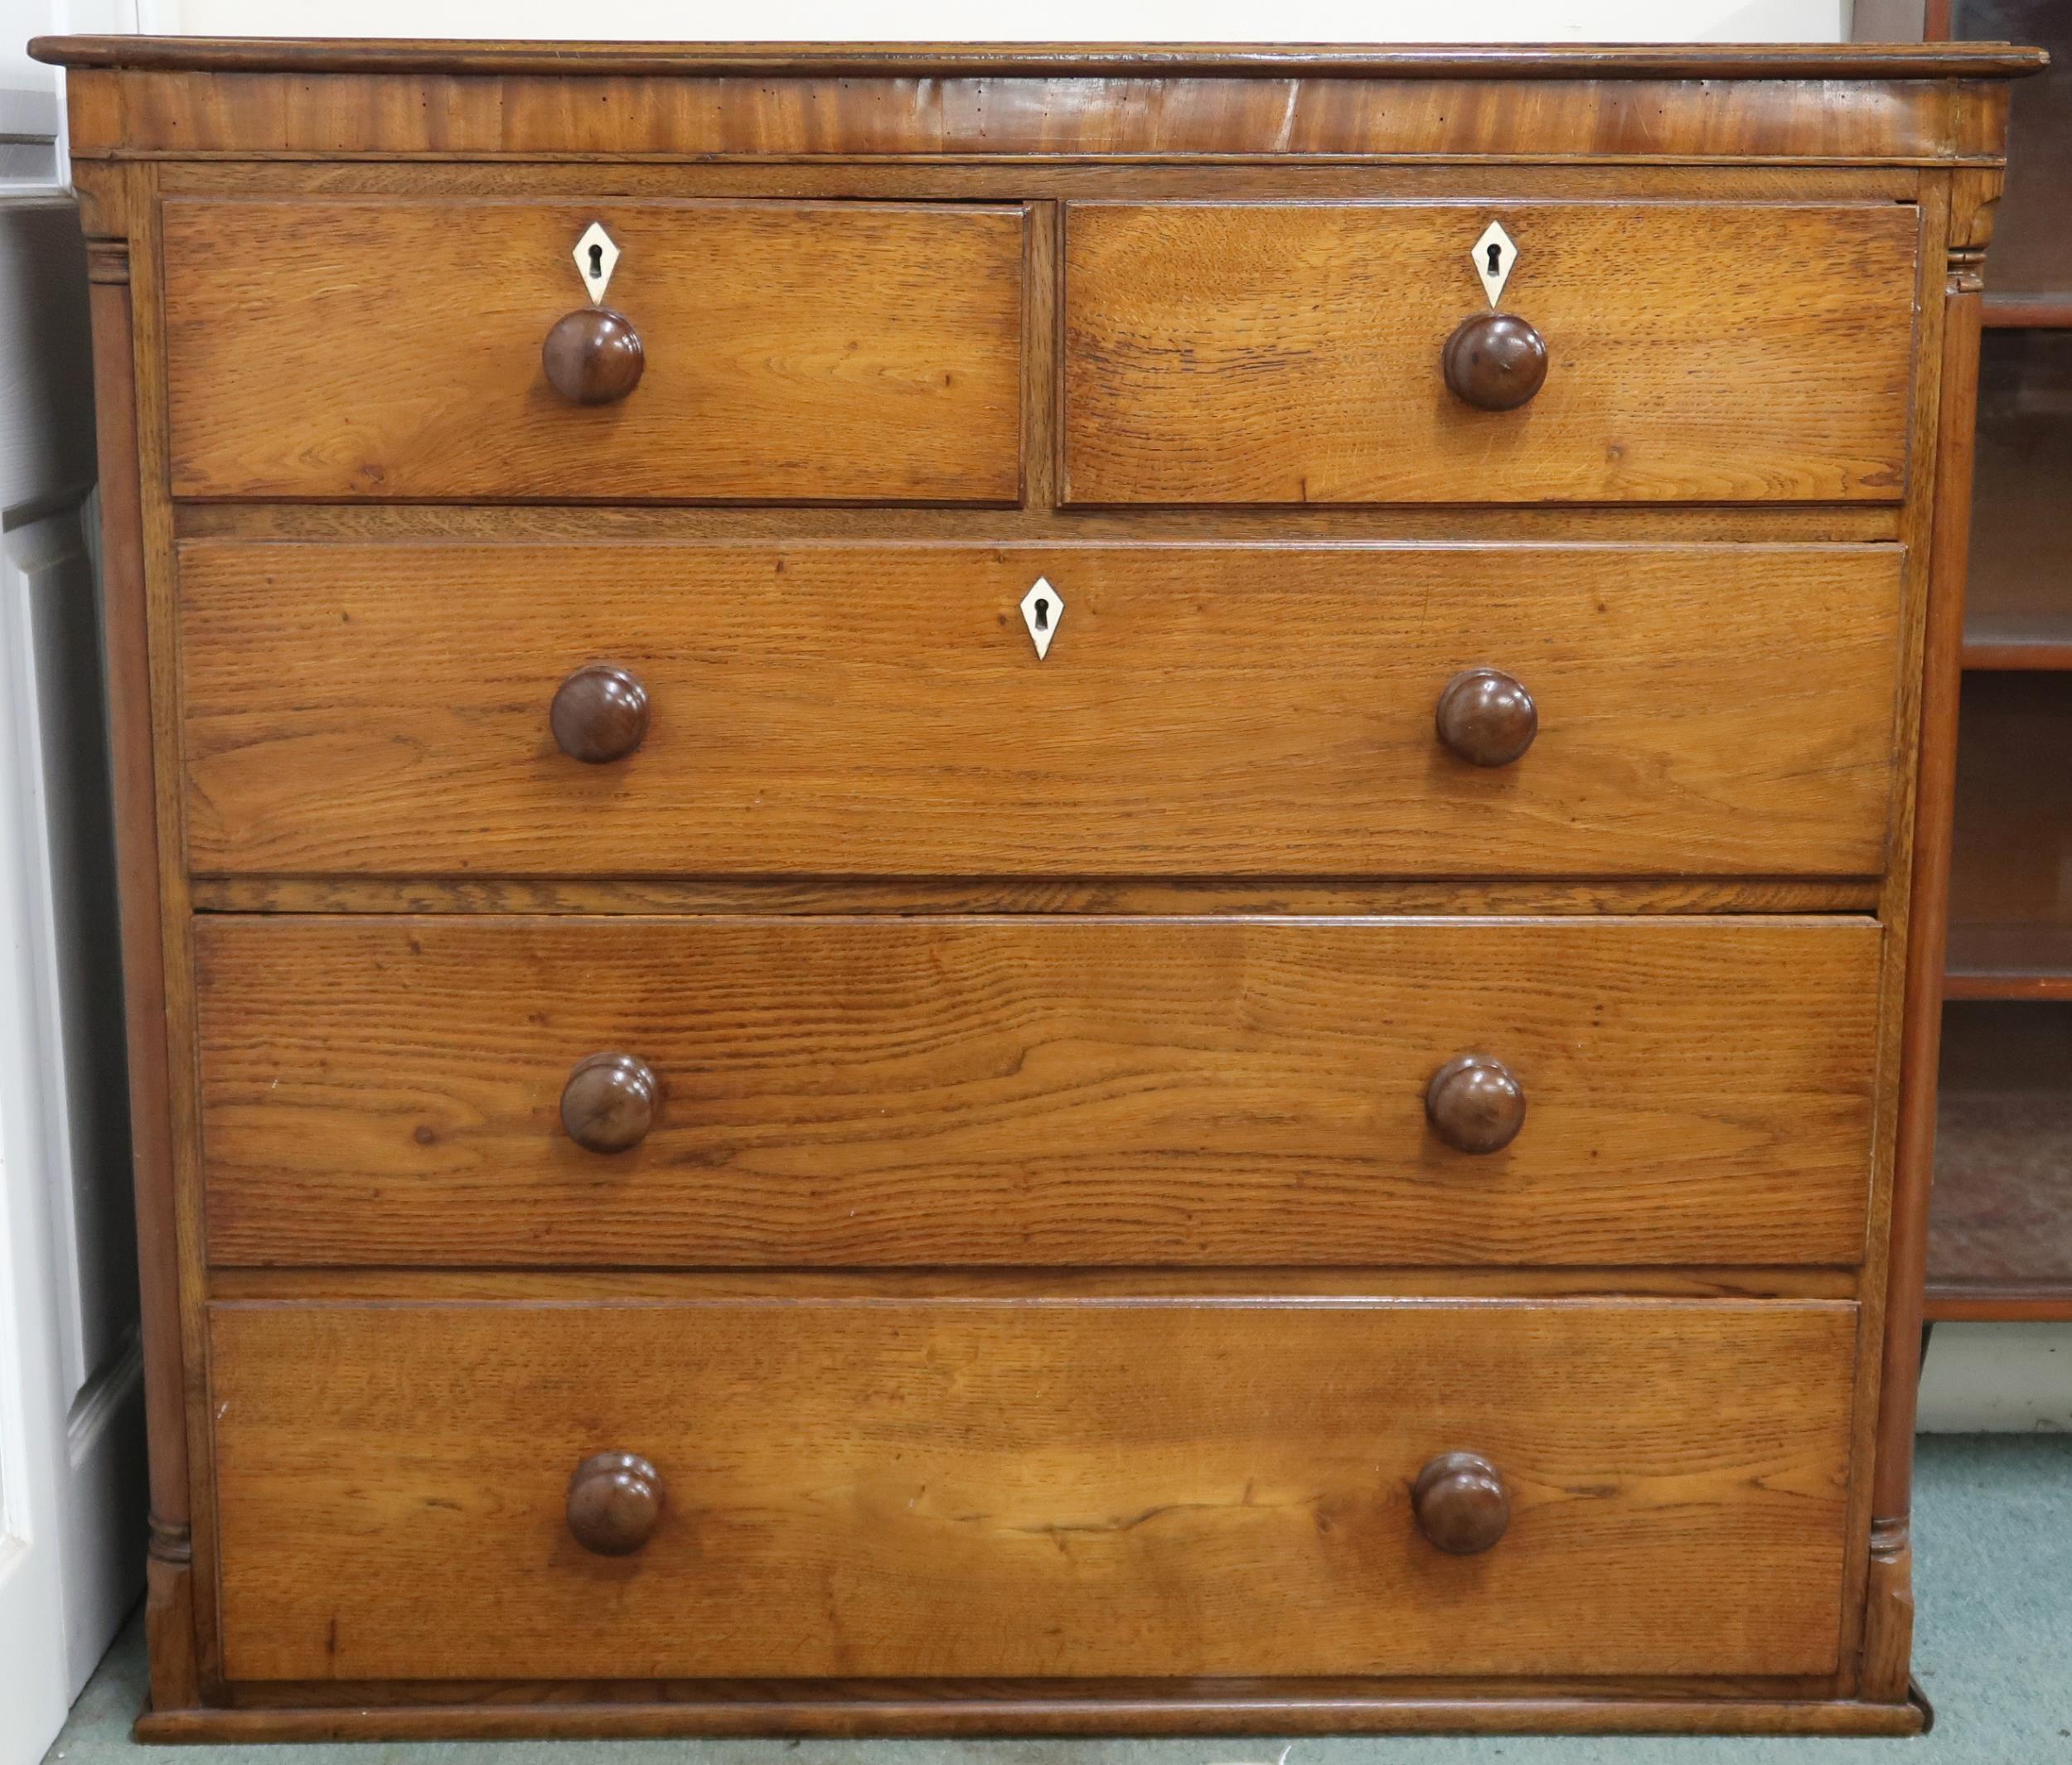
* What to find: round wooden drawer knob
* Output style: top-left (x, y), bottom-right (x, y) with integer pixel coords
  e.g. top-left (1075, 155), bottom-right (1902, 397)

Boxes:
top-left (1435, 668), bottom-right (1537, 768)
top-left (566, 1451), bottom-right (664, 1556)
top-left (1413, 1451), bottom-right (1510, 1555)
top-left (561, 1052), bottom-right (659, 1153)
top-left (543, 308), bottom-right (646, 405)
top-left (1426, 1054), bottom-right (1527, 1155)
top-left (551, 663), bottom-right (650, 764)
top-left (1442, 312), bottom-right (1547, 411)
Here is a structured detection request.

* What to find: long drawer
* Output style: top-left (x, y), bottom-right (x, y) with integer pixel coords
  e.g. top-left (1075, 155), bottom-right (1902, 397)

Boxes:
top-left (195, 914), bottom-right (1881, 1269)
top-left (1063, 201), bottom-right (1920, 504)
top-left (210, 1294), bottom-right (1858, 1682)
top-left (177, 541), bottom-right (1904, 878)
top-left (161, 198), bottom-right (1027, 502)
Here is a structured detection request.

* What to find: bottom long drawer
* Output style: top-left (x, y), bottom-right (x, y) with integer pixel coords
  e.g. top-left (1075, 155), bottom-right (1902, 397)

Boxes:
top-left (210, 1294), bottom-right (1856, 1683)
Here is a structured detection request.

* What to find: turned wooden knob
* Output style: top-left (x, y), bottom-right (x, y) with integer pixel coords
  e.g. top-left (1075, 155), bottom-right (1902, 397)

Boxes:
top-left (1442, 312), bottom-right (1547, 411)
top-left (1426, 1054), bottom-right (1527, 1154)
top-left (543, 308), bottom-right (645, 405)
top-left (566, 1451), bottom-right (664, 1555)
top-left (561, 1052), bottom-right (658, 1153)
top-left (1435, 668), bottom-right (1537, 768)
top-left (1413, 1452), bottom-right (1510, 1555)
top-left (550, 663), bottom-right (649, 764)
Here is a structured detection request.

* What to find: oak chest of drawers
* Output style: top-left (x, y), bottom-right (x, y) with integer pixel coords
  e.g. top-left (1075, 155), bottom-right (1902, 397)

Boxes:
top-left (36, 32), bottom-right (2043, 1739)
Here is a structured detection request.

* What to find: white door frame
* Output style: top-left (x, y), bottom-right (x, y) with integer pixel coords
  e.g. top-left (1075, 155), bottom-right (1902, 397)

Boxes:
top-left (0, 7), bottom-right (150, 1762)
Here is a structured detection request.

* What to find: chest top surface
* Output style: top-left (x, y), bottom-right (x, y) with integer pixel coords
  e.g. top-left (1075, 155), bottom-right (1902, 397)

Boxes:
top-left (29, 36), bottom-right (2046, 162)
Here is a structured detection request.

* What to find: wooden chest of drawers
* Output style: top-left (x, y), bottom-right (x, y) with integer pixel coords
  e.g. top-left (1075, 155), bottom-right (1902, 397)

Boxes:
top-left (36, 33), bottom-right (2043, 1739)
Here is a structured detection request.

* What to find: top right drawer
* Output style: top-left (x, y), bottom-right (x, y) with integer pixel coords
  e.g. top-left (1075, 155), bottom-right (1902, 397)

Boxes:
top-left (1062, 202), bottom-right (1920, 505)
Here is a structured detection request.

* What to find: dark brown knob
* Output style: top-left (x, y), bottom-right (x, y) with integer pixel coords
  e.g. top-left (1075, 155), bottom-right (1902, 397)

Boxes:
top-left (1412, 1452), bottom-right (1510, 1555)
top-left (1426, 1054), bottom-right (1526, 1155)
top-left (543, 307), bottom-right (645, 405)
top-left (1435, 668), bottom-right (1537, 768)
top-left (561, 1052), bottom-right (658, 1153)
top-left (551, 663), bottom-right (649, 764)
top-left (1442, 312), bottom-right (1547, 411)
top-left (566, 1451), bottom-right (663, 1555)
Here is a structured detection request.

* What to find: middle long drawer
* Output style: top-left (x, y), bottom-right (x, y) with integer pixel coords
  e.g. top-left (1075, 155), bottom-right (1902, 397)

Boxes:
top-left (177, 540), bottom-right (1903, 878)
top-left (195, 914), bottom-right (1881, 1268)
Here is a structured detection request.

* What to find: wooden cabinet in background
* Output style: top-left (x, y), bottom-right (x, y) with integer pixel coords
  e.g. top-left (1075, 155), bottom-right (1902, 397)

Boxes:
top-left (1920, 0), bottom-right (2072, 1320)
top-left (31, 32), bottom-right (2042, 1741)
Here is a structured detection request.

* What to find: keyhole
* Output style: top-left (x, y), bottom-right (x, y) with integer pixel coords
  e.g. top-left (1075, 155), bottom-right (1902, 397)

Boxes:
top-left (588, 242), bottom-right (605, 280)
top-left (1034, 597), bottom-right (1050, 630)
top-left (1486, 242), bottom-right (1503, 278)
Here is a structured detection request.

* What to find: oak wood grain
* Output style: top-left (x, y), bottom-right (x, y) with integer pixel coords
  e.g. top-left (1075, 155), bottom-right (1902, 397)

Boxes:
top-left (184, 875), bottom-right (1886, 917)
top-left (194, 914), bottom-right (1881, 1269)
top-left (161, 199), bottom-right (1025, 502)
top-left (201, 1266), bottom-right (1864, 1303)
top-left (1064, 203), bottom-right (1920, 505)
top-left (157, 158), bottom-right (1929, 216)
top-left (177, 541), bottom-right (1904, 879)
top-left (169, 495), bottom-right (1910, 545)
top-left (207, 1295), bottom-right (1857, 1681)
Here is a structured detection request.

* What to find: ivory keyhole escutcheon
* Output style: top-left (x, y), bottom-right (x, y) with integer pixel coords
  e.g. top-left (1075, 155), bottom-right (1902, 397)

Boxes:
top-left (1019, 578), bottom-right (1064, 660)
top-left (573, 220), bottom-right (620, 304)
top-left (1471, 221), bottom-right (1518, 307)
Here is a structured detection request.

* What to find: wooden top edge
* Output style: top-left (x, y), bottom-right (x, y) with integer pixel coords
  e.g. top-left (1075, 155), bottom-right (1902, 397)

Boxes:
top-left (26, 36), bottom-right (2050, 80)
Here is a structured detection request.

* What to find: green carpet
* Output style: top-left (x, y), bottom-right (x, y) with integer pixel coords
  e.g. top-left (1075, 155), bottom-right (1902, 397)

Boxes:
top-left (47, 1434), bottom-right (2071, 1765)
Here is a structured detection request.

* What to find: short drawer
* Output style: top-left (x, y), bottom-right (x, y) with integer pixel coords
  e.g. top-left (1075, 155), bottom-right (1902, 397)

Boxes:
top-left (1063, 201), bottom-right (1919, 504)
top-left (177, 540), bottom-right (1903, 878)
top-left (196, 914), bottom-right (1880, 1269)
top-left (161, 199), bottom-right (1025, 501)
top-left (210, 1294), bottom-right (1857, 1681)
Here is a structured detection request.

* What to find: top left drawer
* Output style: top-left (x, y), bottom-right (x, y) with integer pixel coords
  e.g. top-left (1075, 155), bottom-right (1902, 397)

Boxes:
top-left (159, 199), bottom-right (1028, 503)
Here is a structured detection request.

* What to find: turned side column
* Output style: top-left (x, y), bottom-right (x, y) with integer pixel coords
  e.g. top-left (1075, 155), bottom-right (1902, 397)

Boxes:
top-left (79, 163), bottom-right (199, 1715)
top-left (1864, 164), bottom-right (1997, 1709)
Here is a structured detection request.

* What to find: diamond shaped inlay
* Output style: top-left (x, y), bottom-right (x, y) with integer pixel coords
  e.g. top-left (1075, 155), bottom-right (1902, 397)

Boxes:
top-left (1471, 221), bottom-right (1518, 308)
top-left (1019, 577), bottom-right (1063, 660)
top-left (574, 221), bottom-right (621, 305)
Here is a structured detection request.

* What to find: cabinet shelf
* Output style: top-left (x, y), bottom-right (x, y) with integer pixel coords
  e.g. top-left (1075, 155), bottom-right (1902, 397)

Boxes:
top-left (1963, 634), bottom-right (2072, 671)
top-left (1925, 1002), bottom-right (2072, 1321)
top-left (1945, 922), bottom-right (2072, 999)
top-left (1982, 293), bottom-right (2072, 328)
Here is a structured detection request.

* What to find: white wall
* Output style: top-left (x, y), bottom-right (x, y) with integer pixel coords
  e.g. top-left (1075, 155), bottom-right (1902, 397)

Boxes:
top-left (147, 0), bottom-right (1851, 42)
top-left (1921, 1327), bottom-right (2072, 1432)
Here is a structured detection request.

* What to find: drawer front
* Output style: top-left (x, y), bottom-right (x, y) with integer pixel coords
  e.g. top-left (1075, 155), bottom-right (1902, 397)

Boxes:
top-left (178, 541), bottom-right (1902, 878)
top-left (1063, 202), bottom-right (1919, 504)
top-left (211, 1296), bottom-right (1857, 1681)
top-left (196, 915), bottom-right (1880, 1269)
top-left (162, 199), bottom-right (1025, 501)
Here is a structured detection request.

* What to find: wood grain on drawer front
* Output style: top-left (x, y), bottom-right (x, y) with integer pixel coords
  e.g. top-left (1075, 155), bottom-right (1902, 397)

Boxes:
top-left (177, 541), bottom-right (1902, 878)
top-left (160, 200), bottom-right (1024, 501)
top-left (1063, 202), bottom-right (1919, 504)
top-left (196, 914), bottom-right (1879, 1269)
top-left (209, 1295), bottom-right (1857, 1681)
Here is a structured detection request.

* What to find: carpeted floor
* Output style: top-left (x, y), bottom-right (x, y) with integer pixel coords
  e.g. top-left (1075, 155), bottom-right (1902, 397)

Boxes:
top-left (45, 1434), bottom-right (2072, 1765)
